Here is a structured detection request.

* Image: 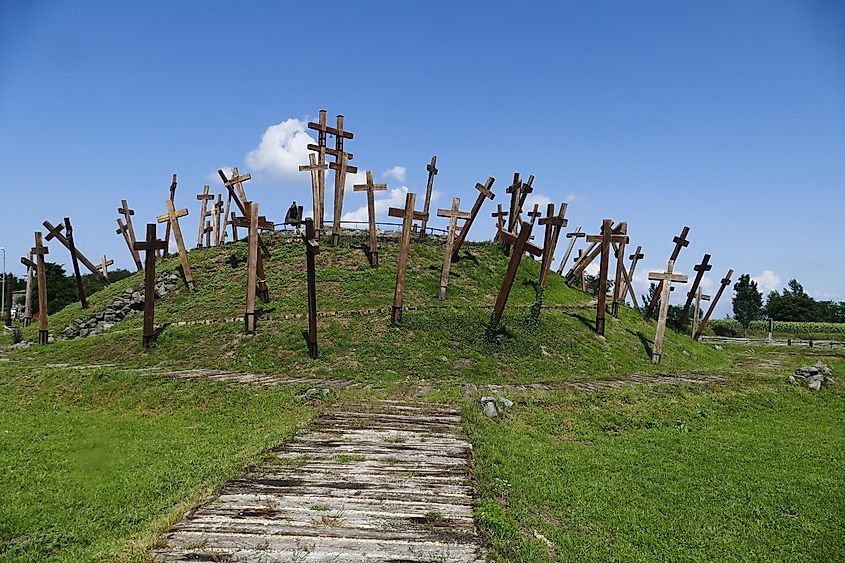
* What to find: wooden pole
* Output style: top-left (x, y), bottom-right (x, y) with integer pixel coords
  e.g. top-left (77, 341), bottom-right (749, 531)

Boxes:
top-left (388, 192), bottom-right (428, 324)
top-left (97, 255), bottom-right (114, 282)
top-left (196, 185), bottom-right (213, 248)
top-left (648, 260), bottom-right (689, 363)
top-left (585, 220), bottom-right (628, 336)
top-left (538, 203), bottom-right (568, 289)
top-left (163, 174), bottom-right (177, 256)
top-left (300, 154), bottom-right (328, 237)
top-left (117, 200), bottom-right (143, 270)
top-left (451, 177), bottom-right (495, 261)
top-left (619, 246), bottom-right (643, 303)
top-left (32, 232), bottom-right (49, 344)
top-left (21, 253), bottom-right (33, 326)
top-left (245, 202), bottom-right (259, 334)
top-left (43, 220), bottom-right (110, 286)
top-left (418, 155), bottom-right (438, 239)
top-left (133, 224), bottom-right (167, 347)
top-left (644, 226), bottom-right (690, 320)
top-left (491, 221), bottom-right (542, 328)
top-left (691, 287), bottom-right (711, 338)
top-left (353, 171), bottom-right (387, 267)
top-left (677, 253), bottom-right (712, 328)
top-left (437, 198), bottom-right (470, 300)
top-left (157, 200), bottom-right (195, 290)
top-left (63, 217), bottom-right (88, 309)
top-left (303, 218), bottom-right (320, 358)
top-left (610, 222), bottom-right (628, 318)
top-left (556, 227), bottom-right (583, 275)
top-left (694, 269), bottom-right (734, 340)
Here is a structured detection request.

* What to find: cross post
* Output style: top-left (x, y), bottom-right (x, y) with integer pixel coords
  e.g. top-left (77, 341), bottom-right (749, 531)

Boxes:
top-left (388, 192), bottom-right (428, 324)
top-left (491, 204), bottom-right (508, 243)
top-left (619, 246), bottom-right (644, 303)
top-left (676, 253), bottom-right (712, 328)
top-left (644, 226), bottom-right (690, 320)
top-left (648, 260), bottom-right (689, 363)
top-left (694, 269), bottom-right (734, 340)
top-left (156, 200), bottom-right (194, 290)
top-left (451, 177), bottom-right (495, 261)
top-left (491, 221), bottom-right (543, 328)
top-left (162, 175), bottom-right (178, 256)
top-left (63, 217), bottom-right (88, 309)
top-left (303, 217), bottom-right (320, 358)
top-left (556, 227), bottom-right (584, 275)
top-left (96, 255), bottom-right (114, 281)
top-left (31, 232), bottom-right (50, 343)
top-left (44, 219), bottom-right (110, 286)
top-left (538, 203), bottom-right (568, 288)
top-left (691, 287), bottom-right (711, 338)
top-left (353, 171), bottom-right (387, 267)
top-left (117, 200), bottom-right (143, 269)
top-left (300, 154), bottom-right (329, 236)
top-left (585, 219), bottom-right (629, 336)
top-left (196, 185), bottom-right (214, 248)
top-left (20, 253), bottom-right (34, 326)
top-left (610, 222), bottom-right (629, 318)
top-left (437, 197), bottom-right (471, 300)
top-left (133, 224), bottom-right (167, 347)
top-left (418, 155), bottom-right (438, 239)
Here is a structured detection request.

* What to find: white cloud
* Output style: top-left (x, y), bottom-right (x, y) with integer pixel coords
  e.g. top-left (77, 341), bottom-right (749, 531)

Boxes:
top-left (566, 193), bottom-right (586, 203)
top-left (752, 270), bottom-right (781, 294)
top-left (342, 186), bottom-right (410, 224)
top-left (812, 290), bottom-right (839, 301)
top-left (207, 167), bottom-right (233, 186)
top-left (245, 118), bottom-right (315, 183)
top-left (382, 166), bottom-right (407, 182)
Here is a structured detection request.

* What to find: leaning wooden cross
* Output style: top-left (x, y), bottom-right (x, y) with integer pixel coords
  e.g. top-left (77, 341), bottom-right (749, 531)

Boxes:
top-left (302, 218), bottom-right (320, 359)
top-left (117, 200), bottom-right (143, 271)
top-left (62, 217), bottom-right (88, 309)
top-left (676, 253), bottom-right (712, 328)
top-left (133, 224), bottom-right (167, 348)
top-left (162, 174), bottom-right (178, 256)
top-left (618, 245), bottom-right (644, 304)
top-left (299, 153), bottom-right (328, 236)
top-left (451, 177), bottom-right (495, 261)
top-left (96, 256), bottom-right (114, 282)
top-left (31, 232), bottom-right (50, 343)
top-left (219, 167), bottom-right (250, 244)
top-left (648, 260), bottom-right (688, 363)
top-left (565, 223), bottom-right (625, 285)
top-left (231, 204), bottom-right (273, 304)
top-left (585, 219), bottom-right (629, 336)
top-left (43, 219), bottom-right (110, 286)
top-left (610, 222), bottom-right (629, 318)
top-left (388, 192), bottom-right (428, 324)
top-left (211, 194), bottom-right (223, 247)
top-left (491, 221), bottom-right (543, 329)
top-left (556, 226), bottom-right (584, 275)
top-left (644, 226), bottom-right (690, 320)
top-left (437, 197), bottom-right (471, 300)
top-left (306, 110), bottom-right (331, 232)
top-left (195, 185), bottom-right (214, 248)
top-left (691, 287), bottom-right (711, 338)
top-left (538, 203), bottom-right (568, 289)
top-left (491, 204), bottom-right (508, 243)
top-left (418, 155), bottom-right (438, 239)
top-left (353, 171), bottom-right (387, 267)
top-left (693, 269), bottom-right (734, 341)
top-left (156, 200), bottom-right (195, 290)
top-left (20, 253), bottom-right (34, 326)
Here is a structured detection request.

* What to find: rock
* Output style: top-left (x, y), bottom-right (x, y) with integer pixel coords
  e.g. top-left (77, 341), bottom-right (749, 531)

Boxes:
top-left (298, 387), bottom-right (330, 400)
top-left (814, 361), bottom-right (832, 375)
top-left (79, 328), bottom-right (89, 337)
top-left (11, 340), bottom-right (32, 349)
top-left (825, 376), bottom-right (836, 385)
top-left (808, 378), bottom-right (822, 391)
top-left (496, 396), bottom-right (514, 408)
top-left (713, 345), bottom-right (723, 351)
top-left (682, 350), bottom-right (690, 356)
top-left (131, 291), bottom-right (141, 301)
top-left (482, 400), bottom-right (498, 418)
top-left (787, 375), bottom-right (799, 386)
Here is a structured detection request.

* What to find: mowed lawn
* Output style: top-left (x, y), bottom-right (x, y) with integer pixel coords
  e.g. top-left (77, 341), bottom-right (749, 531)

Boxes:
top-left (0, 366), bottom-right (315, 562)
top-left (467, 380), bottom-right (845, 562)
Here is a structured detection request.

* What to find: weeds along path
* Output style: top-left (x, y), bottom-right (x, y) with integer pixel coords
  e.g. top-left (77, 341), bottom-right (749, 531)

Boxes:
top-left (152, 401), bottom-right (485, 562)
top-left (464, 372), bottom-right (726, 397)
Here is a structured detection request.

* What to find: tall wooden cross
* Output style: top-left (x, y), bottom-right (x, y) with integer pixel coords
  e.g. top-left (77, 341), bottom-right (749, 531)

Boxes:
top-left (62, 217), bottom-right (88, 309)
top-left (388, 192), bottom-right (428, 324)
top-left (204, 220), bottom-right (212, 248)
top-left (585, 219), bottom-right (629, 336)
top-left (328, 150), bottom-right (358, 246)
top-left (20, 253), bottom-right (34, 326)
top-left (243, 202), bottom-right (260, 334)
top-left (156, 200), bottom-right (195, 290)
top-left (538, 203), bottom-right (568, 289)
top-left (303, 217), bottom-right (320, 359)
top-left (219, 167), bottom-right (250, 244)
top-left (353, 171), bottom-right (387, 267)
top-left (196, 185), bottom-right (214, 248)
top-left (232, 203), bottom-right (273, 305)
top-left (306, 110), bottom-right (331, 231)
top-left (693, 269), bottom-right (734, 340)
top-left (309, 114), bottom-right (357, 247)
top-left (418, 155), bottom-right (438, 239)
top-left (451, 177), bottom-right (495, 261)
top-left (491, 221), bottom-right (543, 329)
top-left (117, 200), bottom-right (143, 270)
top-left (556, 227), bottom-right (584, 275)
top-left (677, 253), bottom-right (712, 328)
top-left (691, 287), bottom-right (711, 338)
top-left (648, 260), bottom-right (688, 363)
top-left (31, 232), bottom-right (49, 344)
top-left (133, 224), bottom-right (167, 348)
top-left (229, 212), bottom-right (239, 242)
top-left (43, 219), bottom-right (110, 286)
top-left (610, 222), bottom-right (629, 318)
top-left (516, 174), bottom-right (534, 220)
top-left (96, 256), bottom-right (114, 282)
top-left (437, 197), bottom-right (471, 300)
top-left (526, 203), bottom-right (542, 227)
top-left (619, 246), bottom-right (644, 304)
top-left (643, 226), bottom-right (690, 320)
top-left (299, 153), bottom-right (328, 235)
top-left (491, 204), bottom-right (508, 243)
top-left (161, 174), bottom-right (178, 256)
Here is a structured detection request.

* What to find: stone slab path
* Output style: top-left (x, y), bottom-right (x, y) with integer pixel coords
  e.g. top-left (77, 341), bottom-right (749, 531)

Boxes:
top-left (153, 401), bottom-right (485, 562)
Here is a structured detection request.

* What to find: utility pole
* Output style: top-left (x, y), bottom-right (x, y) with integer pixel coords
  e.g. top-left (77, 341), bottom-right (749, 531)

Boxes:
top-left (1, 247), bottom-right (5, 327)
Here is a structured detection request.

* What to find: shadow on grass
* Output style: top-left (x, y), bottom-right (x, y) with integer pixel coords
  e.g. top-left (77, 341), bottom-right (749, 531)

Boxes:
top-left (566, 312), bottom-right (596, 332)
top-left (626, 328), bottom-right (653, 357)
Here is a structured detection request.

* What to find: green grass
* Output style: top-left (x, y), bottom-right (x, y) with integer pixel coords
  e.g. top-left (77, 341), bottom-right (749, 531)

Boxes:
top-left (0, 365), bottom-right (315, 562)
top-left (465, 377), bottom-right (845, 561)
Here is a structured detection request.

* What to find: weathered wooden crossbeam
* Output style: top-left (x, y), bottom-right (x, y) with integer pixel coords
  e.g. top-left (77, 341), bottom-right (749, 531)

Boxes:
top-left (556, 226), bottom-right (584, 275)
top-left (43, 219), bottom-right (110, 286)
top-left (648, 260), bottom-right (689, 363)
top-left (133, 223), bottom-right (167, 347)
top-left (677, 253), bottom-right (712, 328)
top-left (162, 174), bottom-right (178, 256)
top-left (691, 287), bottom-right (711, 338)
top-left (388, 192), bottom-right (429, 324)
top-left (196, 185), bottom-right (214, 248)
top-left (490, 221), bottom-right (542, 329)
top-left (585, 219), bottom-right (629, 336)
top-left (117, 200), bottom-right (143, 270)
top-left (303, 217), bottom-right (320, 359)
top-left (618, 245), bottom-right (644, 303)
top-left (156, 201), bottom-right (195, 290)
top-left (62, 217), bottom-right (88, 309)
top-left (418, 155), bottom-right (438, 239)
top-left (451, 177), bottom-right (495, 261)
top-left (96, 255), bottom-right (114, 281)
top-left (437, 197), bottom-right (471, 300)
top-left (31, 232), bottom-right (49, 343)
top-left (353, 171), bottom-right (387, 267)
top-left (644, 226), bottom-right (690, 320)
top-left (300, 154), bottom-right (329, 236)
top-left (693, 269), bottom-right (734, 340)
top-left (610, 222), bottom-right (629, 318)
top-left (538, 203), bottom-right (568, 289)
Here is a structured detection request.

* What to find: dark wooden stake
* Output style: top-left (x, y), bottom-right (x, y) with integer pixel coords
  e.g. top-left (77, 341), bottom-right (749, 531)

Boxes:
top-left (244, 202), bottom-right (259, 334)
top-left (643, 226), bottom-right (690, 320)
top-left (196, 185), bottom-right (214, 248)
top-left (491, 221), bottom-right (542, 328)
top-left (353, 171), bottom-right (387, 267)
top-left (451, 177), bottom-right (495, 261)
top-left (556, 227), bottom-right (584, 275)
top-left (610, 222), bottom-right (629, 318)
top-left (31, 232), bottom-right (49, 343)
top-left (117, 200), bottom-right (143, 270)
top-left (133, 224), bottom-right (167, 348)
top-left (43, 219), bottom-right (110, 286)
top-left (163, 174), bottom-right (178, 256)
top-left (585, 219), bottom-right (628, 336)
top-left (677, 253), bottom-right (712, 328)
top-left (156, 200), bottom-right (195, 290)
top-left (691, 287), bottom-right (711, 338)
top-left (303, 217), bottom-right (320, 358)
top-left (418, 155), bottom-right (438, 239)
top-left (694, 269), bottom-right (734, 340)
top-left (437, 197), bottom-right (471, 300)
top-left (538, 203), bottom-right (568, 288)
top-left (63, 217), bottom-right (88, 309)
top-left (648, 260), bottom-right (689, 363)
top-left (388, 192), bottom-right (428, 324)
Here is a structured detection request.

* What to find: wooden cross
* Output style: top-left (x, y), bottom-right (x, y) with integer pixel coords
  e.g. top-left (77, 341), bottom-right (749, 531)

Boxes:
top-left (388, 192), bottom-right (429, 324)
top-left (117, 200), bottom-right (143, 270)
top-left (694, 269), bottom-right (734, 341)
top-left (491, 221), bottom-right (543, 328)
top-left (204, 220), bottom-right (212, 248)
top-left (196, 185), bottom-right (214, 248)
top-left (566, 222), bottom-right (626, 284)
top-left (31, 232), bottom-right (50, 343)
top-left (353, 171), bottom-right (388, 267)
top-left (516, 174), bottom-right (534, 221)
top-left (310, 114), bottom-right (358, 247)
top-left (232, 203), bottom-right (273, 306)
top-left (96, 255), bottom-right (114, 282)
top-left (538, 203), bottom-right (568, 289)
top-left (229, 212), bottom-right (239, 242)
top-left (643, 226), bottom-right (690, 320)
top-left (243, 202), bottom-right (260, 334)
top-left (62, 217), bottom-right (88, 309)
top-left (491, 204), bottom-right (508, 242)
top-left (610, 222), bottom-right (629, 318)
top-left (505, 173), bottom-right (523, 233)
top-left (156, 200), bottom-right (195, 290)
top-left (451, 177), bottom-right (495, 261)
top-left (328, 151), bottom-right (359, 246)
top-left (677, 253), bottom-right (712, 328)
top-left (219, 167), bottom-right (250, 244)
top-left (585, 219), bottom-right (629, 336)
top-left (302, 217), bottom-right (320, 359)
top-left (43, 219), bottom-right (110, 286)
top-left (306, 110), bottom-right (331, 231)
top-left (20, 253), bottom-right (34, 326)
top-left (212, 194), bottom-right (223, 246)
top-left (299, 153), bottom-right (328, 235)
top-left (307, 110), bottom-right (355, 160)
top-left (437, 197), bottom-right (471, 300)
top-left (418, 155), bottom-right (438, 239)
top-left (619, 246), bottom-right (644, 304)
top-left (648, 260), bottom-right (689, 363)
top-left (526, 203), bottom-right (542, 227)
top-left (691, 287), bottom-right (711, 338)
top-left (556, 227), bottom-right (584, 275)
top-left (133, 224), bottom-right (167, 348)
top-left (162, 174), bottom-right (178, 256)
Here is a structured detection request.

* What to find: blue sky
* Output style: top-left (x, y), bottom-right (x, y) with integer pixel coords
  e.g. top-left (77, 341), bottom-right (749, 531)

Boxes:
top-left (1, 1), bottom-right (843, 317)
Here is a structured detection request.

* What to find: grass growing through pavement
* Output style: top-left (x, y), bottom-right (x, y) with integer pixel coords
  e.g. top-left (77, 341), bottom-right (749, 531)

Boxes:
top-left (0, 365), bottom-right (316, 562)
top-left (465, 377), bottom-right (845, 562)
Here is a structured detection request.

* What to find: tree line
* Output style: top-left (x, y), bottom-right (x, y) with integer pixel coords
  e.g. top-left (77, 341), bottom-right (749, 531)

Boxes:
top-left (732, 275), bottom-right (844, 332)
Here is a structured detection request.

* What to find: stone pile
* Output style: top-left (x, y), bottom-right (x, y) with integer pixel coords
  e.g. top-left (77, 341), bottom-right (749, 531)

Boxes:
top-left (788, 361), bottom-right (836, 391)
top-left (59, 272), bottom-right (180, 340)
top-left (480, 395), bottom-right (514, 417)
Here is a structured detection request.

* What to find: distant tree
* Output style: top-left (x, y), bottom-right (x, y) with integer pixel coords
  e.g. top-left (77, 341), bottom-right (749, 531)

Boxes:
top-left (732, 274), bottom-right (763, 335)
top-left (584, 274), bottom-right (613, 297)
top-left (816, 301), bottom-right (845, 323)
top-left (32, 262), bottom-right (77, 315)
top-left (641, 282), bottom-right (688, 329)
top-left (765, 279), bottom-right (822, 322)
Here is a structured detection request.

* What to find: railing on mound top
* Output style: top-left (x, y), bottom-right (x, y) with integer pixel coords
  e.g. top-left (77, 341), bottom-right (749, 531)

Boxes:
top-left (274, 220), bottom-right (449, 236)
